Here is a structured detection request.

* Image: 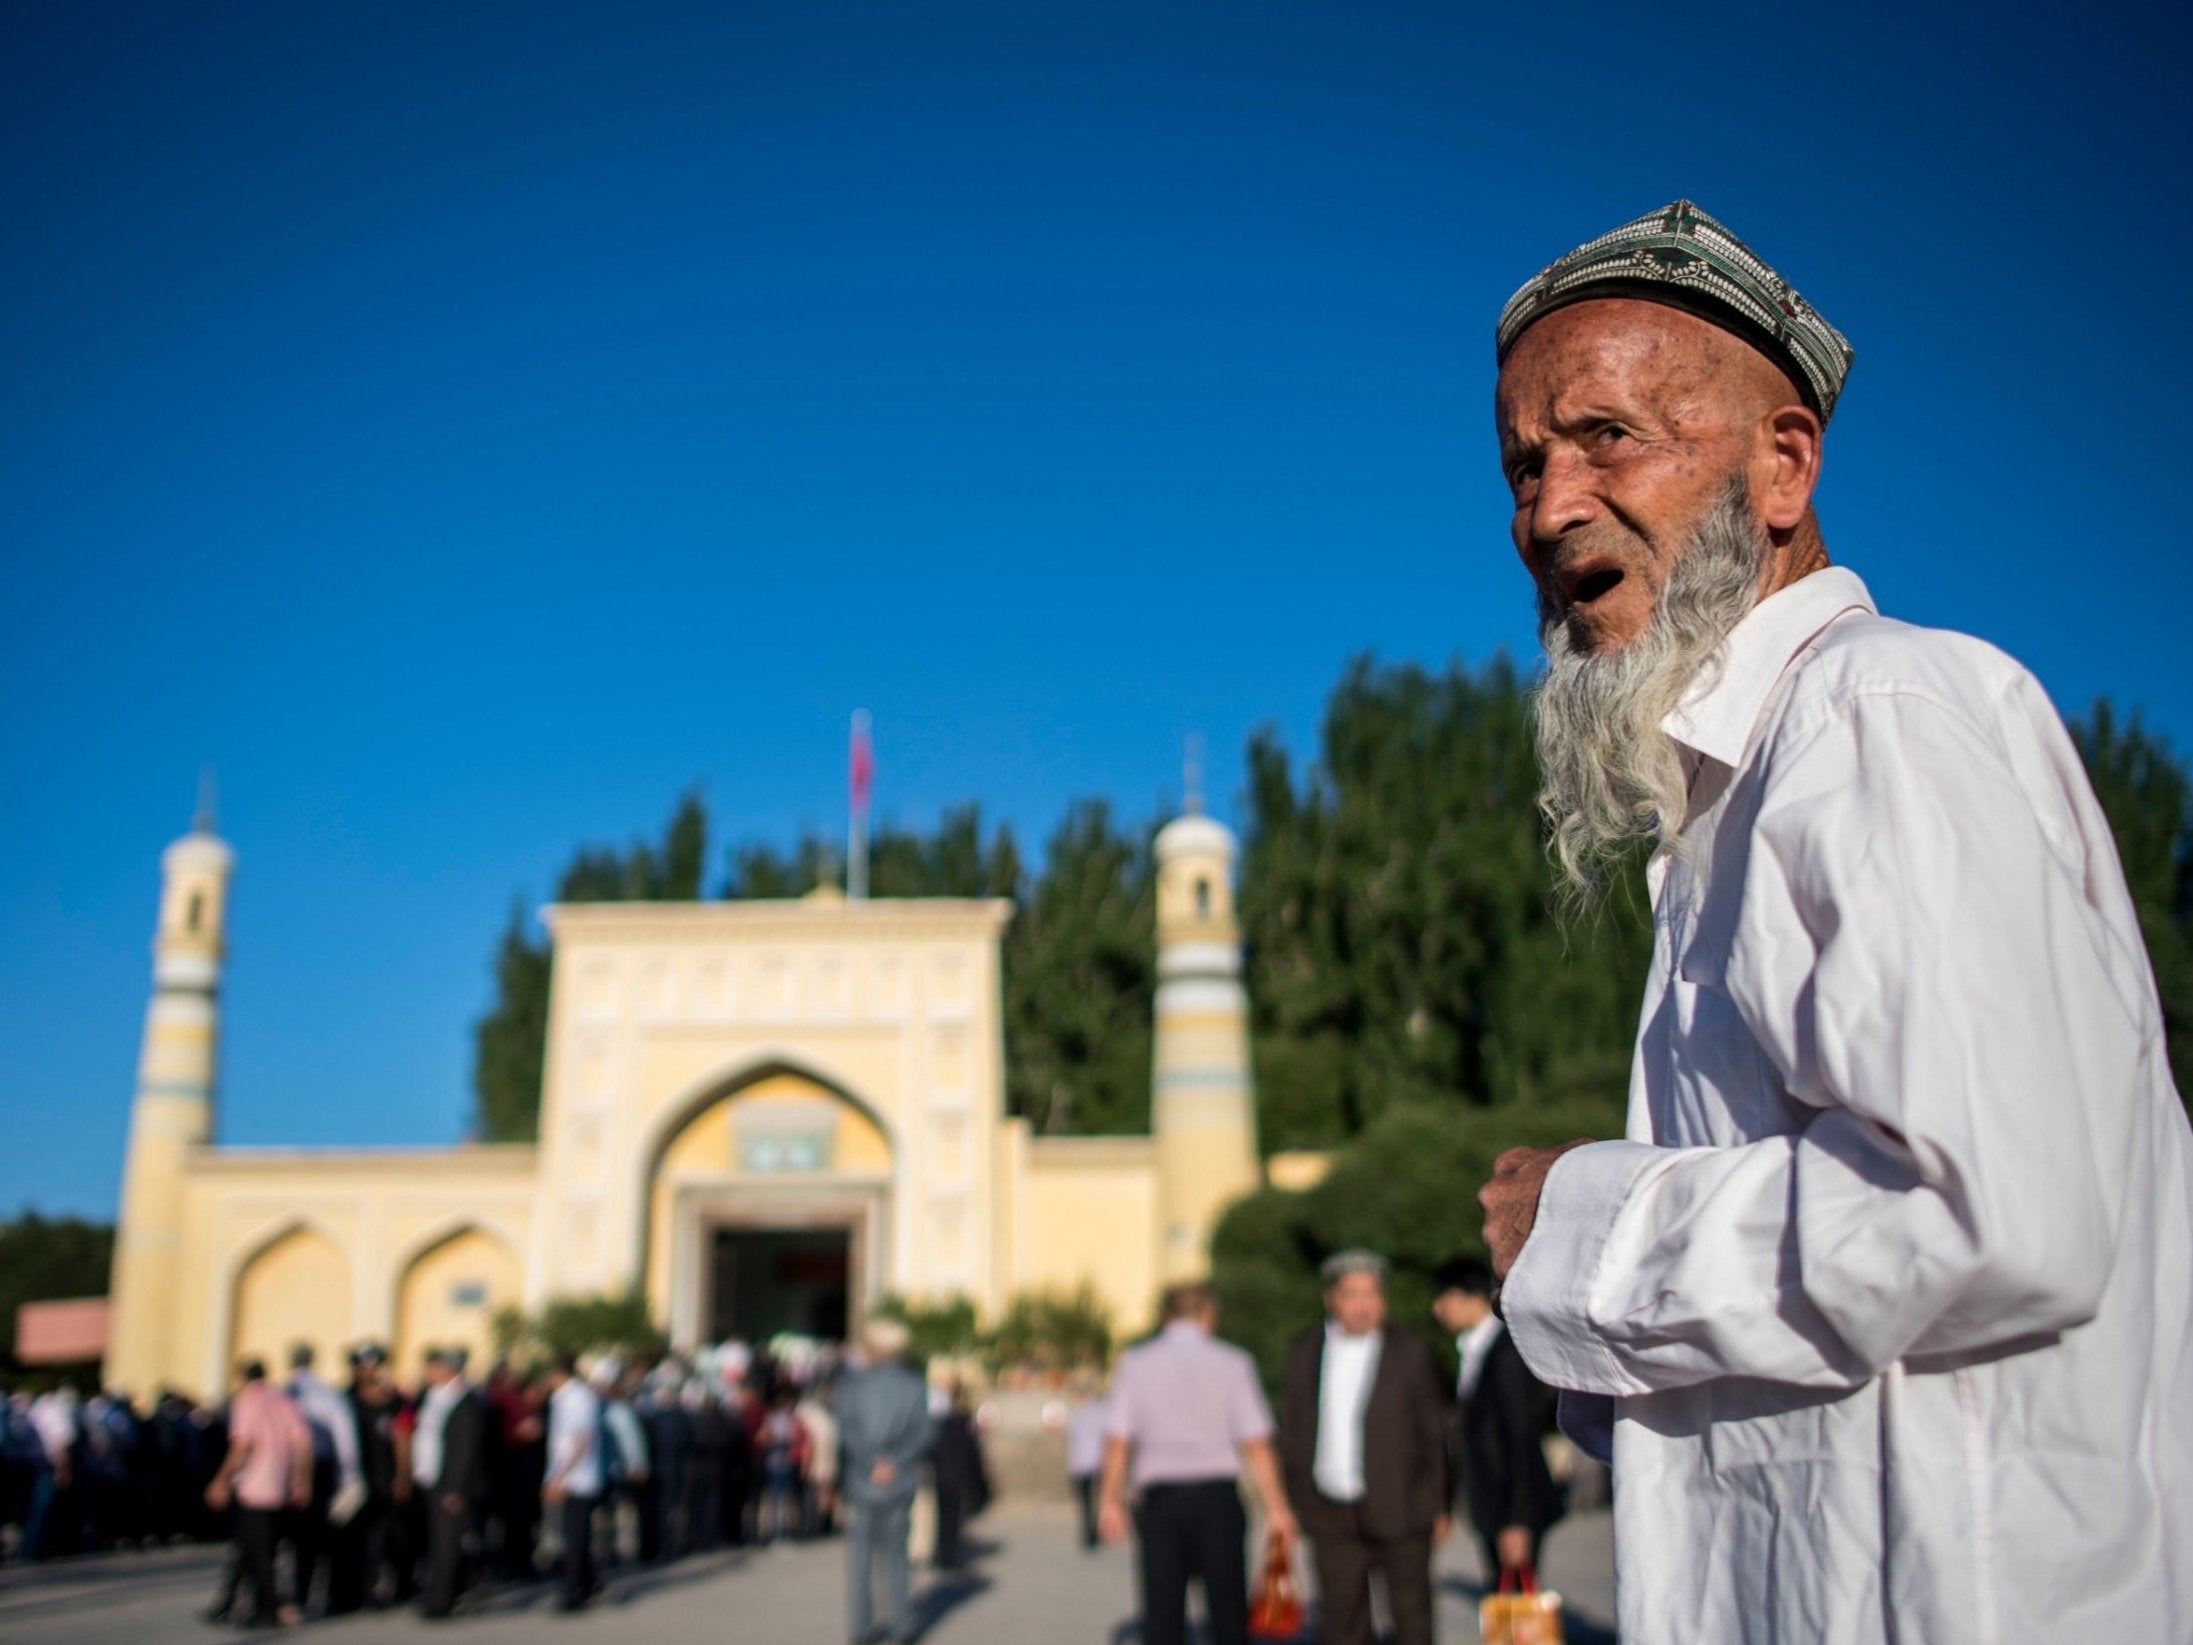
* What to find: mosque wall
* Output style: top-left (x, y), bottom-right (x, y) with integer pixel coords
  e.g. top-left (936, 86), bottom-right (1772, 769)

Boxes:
top-left (1001, 1123), bottom-right (1162, 1337)
top-left (152, 1147), bottom-right (537, 1401)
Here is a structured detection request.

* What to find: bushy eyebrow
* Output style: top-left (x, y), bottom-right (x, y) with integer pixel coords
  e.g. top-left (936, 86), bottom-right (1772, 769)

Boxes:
top-left (1500, 403), bottom-right (1636, 469)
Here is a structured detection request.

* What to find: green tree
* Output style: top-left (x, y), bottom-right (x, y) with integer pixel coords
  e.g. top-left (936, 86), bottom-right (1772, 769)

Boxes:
top-left (0, 1211), bottom-right (116, 1378)
top-left (492, 1287), bottom-right (666, 1365)
top-left (2072, 700), bottom-right (2193, 1113)
top-left (1241, 656), bottom-right (1649, 1151)
top-left (986, 1282), bottom-right (1114, 1373)
top-left (1002, 801), bottom-right (1155, 1135)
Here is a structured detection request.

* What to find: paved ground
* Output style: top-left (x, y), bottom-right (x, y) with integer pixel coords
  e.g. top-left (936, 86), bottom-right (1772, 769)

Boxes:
top-left (0, 1506), bottom-right (1615, 1644)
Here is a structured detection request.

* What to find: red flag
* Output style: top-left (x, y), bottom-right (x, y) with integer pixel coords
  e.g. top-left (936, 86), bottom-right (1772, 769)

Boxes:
top-left (849, 710), bottom-right (873, 815)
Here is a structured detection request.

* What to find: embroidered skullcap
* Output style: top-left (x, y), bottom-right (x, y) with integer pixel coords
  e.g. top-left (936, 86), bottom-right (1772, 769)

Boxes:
top-left (1496, 200), bottom-right (1855, 421)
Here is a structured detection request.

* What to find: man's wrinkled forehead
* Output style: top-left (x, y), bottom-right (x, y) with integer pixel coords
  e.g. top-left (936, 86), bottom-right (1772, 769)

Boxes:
top-left (1495, 299), bottom-right (1754, 438)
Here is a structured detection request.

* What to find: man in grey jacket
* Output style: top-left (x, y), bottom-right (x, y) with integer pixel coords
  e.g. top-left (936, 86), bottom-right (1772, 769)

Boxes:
top-left (837, 1318), bottom-right (934, 1645)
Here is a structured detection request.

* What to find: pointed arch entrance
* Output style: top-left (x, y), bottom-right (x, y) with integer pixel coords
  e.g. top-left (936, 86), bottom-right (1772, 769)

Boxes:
top-left (229, 1222), bottom-right (351, 1377)
top-left (640, 1061), bottom-right (894, 1350)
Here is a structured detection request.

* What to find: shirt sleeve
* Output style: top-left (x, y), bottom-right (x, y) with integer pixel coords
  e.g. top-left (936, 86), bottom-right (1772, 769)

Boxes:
top-left (1228, 1353), bottom-right (1274, 1445)
top-left (1105, 1356), bottom-right (1139, 1440)
top-left (1504, 690), bottom-right (2141, 1396)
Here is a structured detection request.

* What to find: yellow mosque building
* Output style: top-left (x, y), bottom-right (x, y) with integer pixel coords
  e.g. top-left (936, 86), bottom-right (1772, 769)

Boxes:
top-left (102, 799), bottom-right (1286, 1400)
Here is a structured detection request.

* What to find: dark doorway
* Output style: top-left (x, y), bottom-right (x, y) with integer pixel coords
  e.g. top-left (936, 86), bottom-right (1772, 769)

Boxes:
top-left (707, 1227), bottom-right (851, 1343)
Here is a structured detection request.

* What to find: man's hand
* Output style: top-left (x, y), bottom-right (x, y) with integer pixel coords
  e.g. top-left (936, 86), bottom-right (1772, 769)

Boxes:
top-left (442, 1493), bottom-right (464, 1515)
top-left (1496, 1525), bottom-right (1535, 1573)
top-left (204, 1478), bottom-right (230, 1511)
top-left (544, 1479), bottom-right (567, 1506)
top-left (869, 1458), bottom-right (898, 1489)
top-left (1479, 1140), bottom-right (1595, 1280)
top-left (1263, 1502), bottom-right (1298, 1554)
top-left (1097, 1495), bottom-right (1131, 1546)
top-left (1434, 1513), bottom-right (1452, 1546)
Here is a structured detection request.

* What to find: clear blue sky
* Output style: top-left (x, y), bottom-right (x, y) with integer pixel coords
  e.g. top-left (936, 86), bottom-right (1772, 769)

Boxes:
top-left (5, 0), bottom-right (2188, 1219)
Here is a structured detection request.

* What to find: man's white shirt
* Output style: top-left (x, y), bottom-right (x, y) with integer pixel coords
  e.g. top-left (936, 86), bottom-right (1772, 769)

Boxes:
top-left (411, 1378), bottom-right (464, 1489)
top-left (546, 1378), bottom-right (602, 1499)
top-left (1455, 1317), bottom-right (1503, 1401)
top-left (1311, 1324), bottom-right (1381, 1502)
top-left (1501, 568), bottom-right (2193, 1643)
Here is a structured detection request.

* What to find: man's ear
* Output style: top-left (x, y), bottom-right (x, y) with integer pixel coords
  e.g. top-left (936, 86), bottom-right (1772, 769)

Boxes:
top-left (1755, 405), bottom-right (1824, 532)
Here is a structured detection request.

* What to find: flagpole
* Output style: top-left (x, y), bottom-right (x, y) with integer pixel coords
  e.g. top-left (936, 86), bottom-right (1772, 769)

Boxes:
top-left (849, 709), bottom-right (872, 901)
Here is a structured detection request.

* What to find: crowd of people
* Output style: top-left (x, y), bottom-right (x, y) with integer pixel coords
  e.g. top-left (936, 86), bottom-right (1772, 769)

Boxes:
top-left (0, 1329), bottom-right (998, 1631)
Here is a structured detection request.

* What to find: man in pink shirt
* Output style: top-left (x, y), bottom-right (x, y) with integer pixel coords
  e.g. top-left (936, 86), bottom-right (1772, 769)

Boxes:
top-left (1099, 1283), bottom-right (1296, 1645)
top-left (206, 1359), bottom-right (311, 1628)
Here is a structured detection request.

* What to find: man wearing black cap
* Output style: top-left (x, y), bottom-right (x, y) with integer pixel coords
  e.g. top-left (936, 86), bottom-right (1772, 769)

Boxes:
top-left (1476, 201), bottom-right (2193, 1641)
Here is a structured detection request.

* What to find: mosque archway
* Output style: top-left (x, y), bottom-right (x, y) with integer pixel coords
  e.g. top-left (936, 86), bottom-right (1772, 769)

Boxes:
top-left (641, 1062), bottom-right (894, 1350)
top-left (392, 1223), bottom-right (523, 1379)
top-left (229, 1222), bottom-right (352, 1380)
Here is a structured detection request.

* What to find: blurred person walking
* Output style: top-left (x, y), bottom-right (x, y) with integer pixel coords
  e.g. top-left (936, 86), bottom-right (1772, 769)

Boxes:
top-left (755, 1386), bottom-right (810, 1545)
top-left (1429, 1257), bottom-right (1561, 1588)
top-left (797, 1379), bottom-right (840, 1537)
top-left (541, 1355), bottom-right (603, 1613)
top-left (332, 1345), bottom-right (403, 1612)
top-left (1099, 1282), bottom-right (1297, 1645)
top-left (1064, 1386), bottom-right (1109, 1552)
top-left (682, 1380), bottom-right (727, 1552)
top-left (636, 1366), bottom-right (689, 1560)
top-left (1278, 1251), bottom-right (1449, 1645)
top-left (928, 1384), bottom-right (988, 1572)
top-left (204, 1359), bottom-right (311, 1629)
top-left (286, 1343), bottom-right (364, 1614)
top-left (6, 1389), bottom-right (58, 1561)
top-left (595, 1365), bottom-right (650, 1567)
top-left (838, 1318), bottom-right (934, 1645)
top-left (484, 1360), bottom-right (546, 1580)
top-left (26, 1384), bottom-right (81, 1556)
top-left (412, 1348), bottom-right (487, 1619)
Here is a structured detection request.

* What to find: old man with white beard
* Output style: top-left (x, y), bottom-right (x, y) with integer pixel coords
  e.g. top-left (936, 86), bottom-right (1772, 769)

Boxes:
top-left (1476, 202), bottom-right (2193, 1641)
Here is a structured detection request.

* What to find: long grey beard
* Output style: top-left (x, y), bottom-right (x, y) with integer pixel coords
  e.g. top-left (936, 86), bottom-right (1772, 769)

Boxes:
top-left (1533, 481), bottom-right (1768, 899)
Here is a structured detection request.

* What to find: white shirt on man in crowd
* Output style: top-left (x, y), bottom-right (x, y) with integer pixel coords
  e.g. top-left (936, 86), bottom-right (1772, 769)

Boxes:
top-left (546, 1375), bottom-right (603, 1500)
top-left (1310, 1324), bottom-right (1380, 1503)
top-left (1454, 1316), bottom-right (1503, 1401)
top-left (411, 1375), bottom-right (465, 1490)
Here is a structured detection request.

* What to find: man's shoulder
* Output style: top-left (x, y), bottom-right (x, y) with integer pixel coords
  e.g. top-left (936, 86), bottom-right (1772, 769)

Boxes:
top-left (1779, 606), bottom-right (2040, 744)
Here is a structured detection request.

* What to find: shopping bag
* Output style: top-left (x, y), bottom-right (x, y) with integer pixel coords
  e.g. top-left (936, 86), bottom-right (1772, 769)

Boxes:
top-left (1247, 1532), bottom-right (1304, 1641)
top-left (1480, 1563), bottom-right (1564, 1645)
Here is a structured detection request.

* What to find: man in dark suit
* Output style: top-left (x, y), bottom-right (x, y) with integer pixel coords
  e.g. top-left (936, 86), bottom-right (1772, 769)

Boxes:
top-left (1279, 1251), bottom-right (1449, 1645)
top-left (1430, 1256), bottom-right (1562, 1587)
top-left (412, 1348), bottom-right (488, 1620)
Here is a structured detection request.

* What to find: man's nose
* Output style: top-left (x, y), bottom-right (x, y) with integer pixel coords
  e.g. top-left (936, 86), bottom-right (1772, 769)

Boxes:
top-left (1526, 449), bottom-right (1599, 547)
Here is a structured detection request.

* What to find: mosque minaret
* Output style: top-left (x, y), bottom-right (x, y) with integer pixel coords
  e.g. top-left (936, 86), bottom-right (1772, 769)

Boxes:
top-left (1147, 789), bottom-right (1262, 1283)
top-left (106, 788), bottom-right (234, 1397)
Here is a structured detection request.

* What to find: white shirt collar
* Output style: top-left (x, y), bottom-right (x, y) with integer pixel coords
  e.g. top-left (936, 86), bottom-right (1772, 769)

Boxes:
top-left (1661, 566), bottom-right (1876, 769)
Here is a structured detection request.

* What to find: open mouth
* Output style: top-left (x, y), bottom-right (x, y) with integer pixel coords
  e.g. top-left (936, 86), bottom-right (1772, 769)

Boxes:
top-left (1560, 562), bottom-right (1625, 609)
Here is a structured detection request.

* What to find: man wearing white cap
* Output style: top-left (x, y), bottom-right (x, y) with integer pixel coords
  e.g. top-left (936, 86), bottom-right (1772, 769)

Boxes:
top-left (1477, 200), bottom-right (2193, 1641)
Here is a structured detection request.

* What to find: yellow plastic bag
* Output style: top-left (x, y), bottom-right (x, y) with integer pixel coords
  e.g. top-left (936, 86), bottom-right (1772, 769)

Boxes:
top-left (1480, 1565), bottom-right (1564, 1645)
